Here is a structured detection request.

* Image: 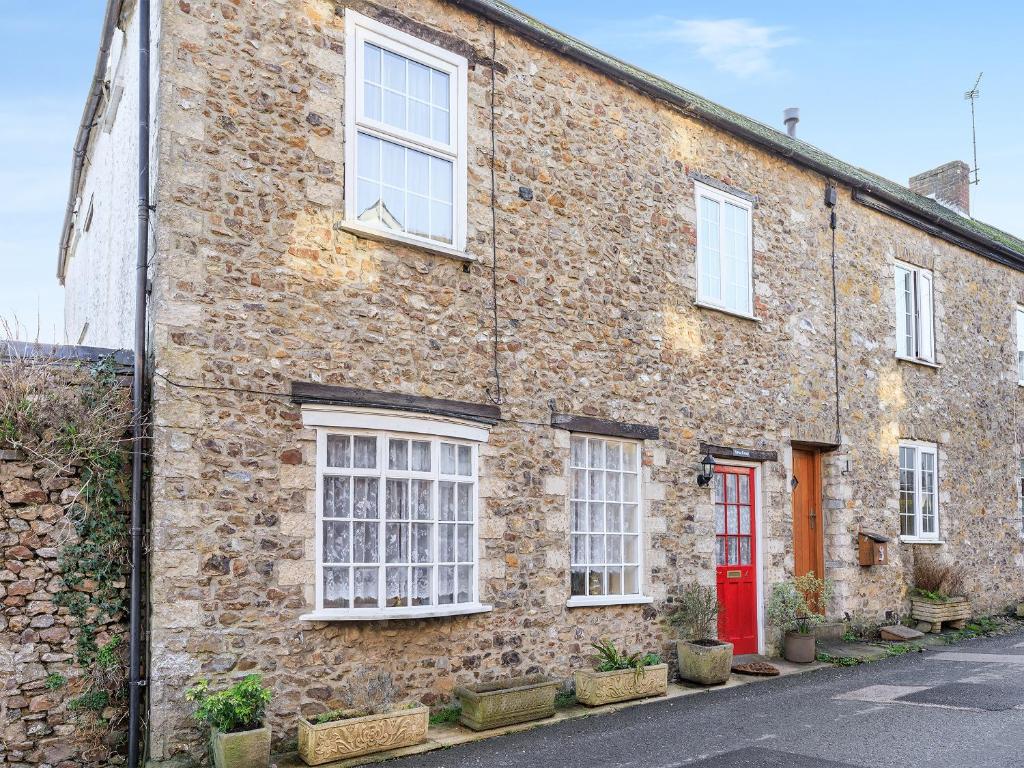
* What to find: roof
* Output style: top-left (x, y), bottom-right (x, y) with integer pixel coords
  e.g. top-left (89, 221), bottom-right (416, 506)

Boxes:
top-left (452, 0), bottom-right (1024, 267)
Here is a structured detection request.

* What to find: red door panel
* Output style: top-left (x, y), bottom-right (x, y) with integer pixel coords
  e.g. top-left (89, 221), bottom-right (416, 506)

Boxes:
top-left (715, 466), bottom-right (758, 655)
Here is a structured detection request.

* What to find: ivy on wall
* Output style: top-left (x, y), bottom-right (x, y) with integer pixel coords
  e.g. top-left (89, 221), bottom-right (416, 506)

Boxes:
top-left (0, 350), bottom-right (133, 737)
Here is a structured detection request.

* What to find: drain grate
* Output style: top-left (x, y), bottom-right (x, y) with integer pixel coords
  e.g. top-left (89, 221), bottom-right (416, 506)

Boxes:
top-left (896, 683), bottom-right (1023, 711)
top-left (678, 746), bottom-right (861, 767)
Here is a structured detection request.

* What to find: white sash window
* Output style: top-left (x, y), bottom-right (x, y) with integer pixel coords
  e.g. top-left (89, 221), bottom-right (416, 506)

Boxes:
top-left (899, 440), bottom-right (939, 541)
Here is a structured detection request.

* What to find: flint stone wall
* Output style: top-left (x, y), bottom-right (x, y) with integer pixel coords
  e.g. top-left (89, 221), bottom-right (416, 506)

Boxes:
top-left (144, 0), bottom-right (1024, 762)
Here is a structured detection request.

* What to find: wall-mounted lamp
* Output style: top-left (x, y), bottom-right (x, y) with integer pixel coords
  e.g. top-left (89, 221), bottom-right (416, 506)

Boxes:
top-left (697, 453), bottom-right (717, 487)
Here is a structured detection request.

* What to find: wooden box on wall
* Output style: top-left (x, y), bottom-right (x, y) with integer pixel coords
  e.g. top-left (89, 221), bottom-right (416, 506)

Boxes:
top-left (858, 531), bottom-right (889, 566)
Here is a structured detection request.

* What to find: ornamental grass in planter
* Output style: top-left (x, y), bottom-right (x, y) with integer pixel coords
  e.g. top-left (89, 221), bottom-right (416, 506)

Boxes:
top-left (186, 674), bottom-right (272, 768)
top-left (574, 639), bottom-right (667, 706)
top-left (455, 674), bottom-right (559, 730)
top-left (909, 555), bottom-right (971, 632)
top-left (766, 572), bottom-right (834, 664)
top-left (668, 583), bottom-right (733, 685)
top-left (297, 671), bottom-right (428, 765)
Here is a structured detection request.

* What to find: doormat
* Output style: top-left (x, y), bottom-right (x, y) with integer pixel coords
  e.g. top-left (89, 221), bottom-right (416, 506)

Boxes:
top-left (731, 661), bottom-right (780, 676)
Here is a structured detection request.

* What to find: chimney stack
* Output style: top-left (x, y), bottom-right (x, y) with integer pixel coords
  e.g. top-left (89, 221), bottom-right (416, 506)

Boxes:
top-left (783, 107), bottom-right (799, 138)
top-left (909, 161), bottom-right (971, 216)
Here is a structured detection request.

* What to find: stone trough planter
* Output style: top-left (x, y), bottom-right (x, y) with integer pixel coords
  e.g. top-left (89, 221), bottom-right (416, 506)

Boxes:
top-left (210, 724), bottom-right (271, 768)
top-left (574, 664), bottom-right (669, 706)
top-left (677, 640), bottom-right (734, 684)
top-left (297, 702), bottom-right (428, 765)
top-left (911, 596), bottom-right (971, 633)
top-left (455, 675), bottom-right (559, 731)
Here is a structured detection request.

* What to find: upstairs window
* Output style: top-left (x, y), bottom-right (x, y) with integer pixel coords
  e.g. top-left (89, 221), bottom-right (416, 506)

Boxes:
top-left (894, 261), bottom-right (934, 363)
top-left (694, 181), bottom-right (754, 318)
top-left (899, 440), bottom-right (939, 540)
top-left (1016, 307), bottom-right (1024, 384)
top-left (344, 10), bottom-right (467, 250)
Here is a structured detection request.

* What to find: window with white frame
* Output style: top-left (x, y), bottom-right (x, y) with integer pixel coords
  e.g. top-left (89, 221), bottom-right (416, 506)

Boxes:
top-left (344, 10), bottom-right (467, 250)
top-left (1017, 457), bottom-right (1024, 533)
top-left (694, 181), bottom-right (754, 317)
top-left (1016, 307), bottom-right (1024, 384)
top-left (569, 435), bottom-right (644, 602)
top-left (894, 261), bottom-right (935, 363)
top-left (898, 441), bottom-right (939, 540)
top-left (307, 412), bottom-right (487, 619)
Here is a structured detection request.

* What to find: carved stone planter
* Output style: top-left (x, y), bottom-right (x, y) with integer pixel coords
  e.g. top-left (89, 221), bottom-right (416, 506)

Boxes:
top-left (677, 639), bottom-right (734, 684)
top-left (210, 724), bottom-right (271, 768)
top-left (455, 675), bottom-right (559, 731)
top-left (574, 664), bottom-right (668, 706)
top-left (911, 596), bottom-right (971, 633)
top-left (297, 703), bottom-right (428, 765)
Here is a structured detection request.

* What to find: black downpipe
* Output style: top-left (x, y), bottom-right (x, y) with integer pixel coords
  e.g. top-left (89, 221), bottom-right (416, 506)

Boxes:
top-left (129, 0), bottom-right (151, 765)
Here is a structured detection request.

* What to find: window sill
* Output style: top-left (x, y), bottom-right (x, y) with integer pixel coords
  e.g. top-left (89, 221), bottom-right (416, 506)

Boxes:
top-left (895, 355), bottom-right (940, 369)
top-left (694, 300), bottom-right (760, 324)
top-left (566, 595), bottom-right (654, 609)
top-left (337, 221), bottom-right (476, 264)
top-left (299, 603), bottom-right (492, 622)
top-left (899, 536), bottom-right (945, 545)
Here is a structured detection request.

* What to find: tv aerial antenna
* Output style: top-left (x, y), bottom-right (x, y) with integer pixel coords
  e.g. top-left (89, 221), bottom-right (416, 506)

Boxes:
top-left (964, 72), bottom-right (982, 185)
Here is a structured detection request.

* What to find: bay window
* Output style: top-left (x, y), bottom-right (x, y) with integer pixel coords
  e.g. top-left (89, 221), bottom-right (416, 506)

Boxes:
top-left (303, 408), bottom-right (489, 620)
top-left (344, 9), bottom-right (467, 252)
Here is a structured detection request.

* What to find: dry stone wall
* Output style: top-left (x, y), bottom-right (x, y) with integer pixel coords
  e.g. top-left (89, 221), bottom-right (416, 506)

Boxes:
top-left (145, 0), bottom-right (1024, 762)
top-left (0, 449), bottom-right (128, 767)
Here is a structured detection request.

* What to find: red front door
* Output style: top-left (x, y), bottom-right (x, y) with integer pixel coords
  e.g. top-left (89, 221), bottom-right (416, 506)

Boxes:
top-left (715, 465), bottom-right (758, 655)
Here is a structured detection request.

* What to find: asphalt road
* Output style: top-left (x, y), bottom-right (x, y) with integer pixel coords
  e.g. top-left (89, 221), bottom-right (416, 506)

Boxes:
top-left (384, 631), bottom-right (1024, 768)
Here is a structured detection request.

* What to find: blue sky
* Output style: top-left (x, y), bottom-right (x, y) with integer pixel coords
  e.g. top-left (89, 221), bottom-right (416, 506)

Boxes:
top-left (2, 2), bottom-right (1021, 342)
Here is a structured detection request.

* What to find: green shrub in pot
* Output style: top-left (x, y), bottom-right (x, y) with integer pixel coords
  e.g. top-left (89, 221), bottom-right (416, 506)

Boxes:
top-left (766, 572), bottom-right (834, 663)
top-left (668, 583), bottom-right (733, 685)
top-left (186, 674), bottom-right (272, 768)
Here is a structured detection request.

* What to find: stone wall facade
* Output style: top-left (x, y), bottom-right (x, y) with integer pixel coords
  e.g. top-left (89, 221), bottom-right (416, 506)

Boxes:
top-left (142, 0), bottom-right (1024, 762)
top-left (0, 449), bottom-right (129, 767)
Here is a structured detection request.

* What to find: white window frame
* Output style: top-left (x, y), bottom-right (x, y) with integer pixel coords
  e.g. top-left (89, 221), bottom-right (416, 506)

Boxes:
top-left (894, 260), bottom-right (935, 364)
top-left (898, 440), bottom-right (941, 543)
top-left (1018, 456), bottom-right (1024, 534)
top-left (343, 9), bottom-right (468, 255)
top-left (299, 407), bottom-right (491, 621)
top-left (694, 180), bottom-right (755, 319)
top-left (1015, 307), bottom-right (1024, 385)
top-left (566, 433), bottom-right (652, 608)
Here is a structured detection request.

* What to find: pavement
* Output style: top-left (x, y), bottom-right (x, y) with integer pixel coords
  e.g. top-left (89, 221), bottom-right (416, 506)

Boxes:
top-left (370, 629), bottom-right (1024, 768)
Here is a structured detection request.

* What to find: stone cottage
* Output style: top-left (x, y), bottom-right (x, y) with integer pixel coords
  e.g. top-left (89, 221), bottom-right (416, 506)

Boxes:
top-left (58, 0), bottom-right (1024, 762)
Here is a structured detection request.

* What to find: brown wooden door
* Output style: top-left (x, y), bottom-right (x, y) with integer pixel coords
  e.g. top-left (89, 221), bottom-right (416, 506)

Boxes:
top-left (791, 449), bottom-right (824, 582)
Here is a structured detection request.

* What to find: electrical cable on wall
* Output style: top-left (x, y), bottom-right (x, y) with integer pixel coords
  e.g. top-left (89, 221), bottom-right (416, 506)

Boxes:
top-left (486, 23), bottom-right (504, 406)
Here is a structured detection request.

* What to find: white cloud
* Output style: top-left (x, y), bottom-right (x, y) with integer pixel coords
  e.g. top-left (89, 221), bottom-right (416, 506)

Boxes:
top-left (618, 17), bottom-right (797, 78)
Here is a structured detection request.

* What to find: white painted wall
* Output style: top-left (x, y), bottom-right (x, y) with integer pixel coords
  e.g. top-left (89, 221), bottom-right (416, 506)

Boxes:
top-left (62, 1), bottom-right (160, 350)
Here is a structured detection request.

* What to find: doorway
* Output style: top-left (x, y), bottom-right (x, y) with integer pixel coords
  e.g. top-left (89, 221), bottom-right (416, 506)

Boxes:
top-left (714, 465), bottom-right (758, 655)
top-left (791, 449), bottom-right (824, 583)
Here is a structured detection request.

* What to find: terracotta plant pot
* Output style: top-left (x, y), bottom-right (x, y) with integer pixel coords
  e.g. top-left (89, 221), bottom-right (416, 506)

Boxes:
top-left (210, 724), bottom-right (271, 768)
top-left (297, 702), bottom-right (428, 766)
top-left (455, 675), bottom-right (559, 731)
top-left (574, 664), bottom-right (669, 706)
top-left (677, 639), bottom-right (734, 685)
top-left (783, 631), bottom-right (816, 663)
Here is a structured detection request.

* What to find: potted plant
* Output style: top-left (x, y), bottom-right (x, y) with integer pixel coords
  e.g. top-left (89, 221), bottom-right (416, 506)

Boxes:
top-left (909, 555), bottom-right (970, 633)
top-left (186, 674), bottom-right (272, 768)
top-left (297, 671), bottom-right (427, 765)
top-left (668, 583), bottom-right (733, 685)
top-left (766, 572), bottom-right (833, 663)
top-left (573, 639), bottom-right (667, 706)
top-left (454, 674), bottom-right (559, 730)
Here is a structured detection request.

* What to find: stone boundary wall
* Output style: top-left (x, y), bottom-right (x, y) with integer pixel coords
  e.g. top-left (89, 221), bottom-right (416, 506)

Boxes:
top-left (0, 345), bottom-right (132, 767)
